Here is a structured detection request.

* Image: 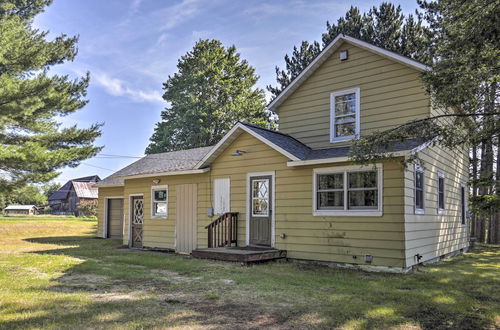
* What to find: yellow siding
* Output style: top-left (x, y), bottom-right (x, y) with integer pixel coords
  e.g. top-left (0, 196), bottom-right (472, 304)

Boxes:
top-left (277, 42), bottom-right (430, 149)
top-left (121, 173), bottom-right (210, 250)
top-left (97, 186), bottom-right (124, 238)
top-left (210, 132), bottom-right (407, 268)
top-left (403, 144), bottom-right (469, 267)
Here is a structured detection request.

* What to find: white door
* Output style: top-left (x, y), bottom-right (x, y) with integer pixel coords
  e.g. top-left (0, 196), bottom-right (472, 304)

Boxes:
top-left (176, 184), bottom-right (198, 253)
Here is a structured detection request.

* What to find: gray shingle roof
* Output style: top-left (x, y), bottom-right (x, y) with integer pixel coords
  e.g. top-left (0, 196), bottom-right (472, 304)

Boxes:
top-left (96, 146), bottom-right (213, 186)
top-left (240, 122), bottom-right (422, 161)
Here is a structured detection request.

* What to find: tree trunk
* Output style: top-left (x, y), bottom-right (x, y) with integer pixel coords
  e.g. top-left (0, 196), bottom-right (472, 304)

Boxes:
top-left (491, 141), bottom-right (500, 243)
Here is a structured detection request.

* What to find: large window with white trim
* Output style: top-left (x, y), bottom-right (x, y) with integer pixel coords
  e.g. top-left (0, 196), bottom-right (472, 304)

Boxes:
top-left (314, 164), bottom-right (382, 216)
top-left (330, 88), bottom-right (360, 142)
top-left (151, 185), bottom-right (168, 218)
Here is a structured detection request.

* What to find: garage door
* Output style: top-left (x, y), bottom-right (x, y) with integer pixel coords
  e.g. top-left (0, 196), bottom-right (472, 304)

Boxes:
top-left (107, 198), bottom-right (124, 239)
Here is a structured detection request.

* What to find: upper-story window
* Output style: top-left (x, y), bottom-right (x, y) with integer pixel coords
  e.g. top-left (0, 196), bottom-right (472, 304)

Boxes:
top-left (330, 88), bottom-right (360, 143)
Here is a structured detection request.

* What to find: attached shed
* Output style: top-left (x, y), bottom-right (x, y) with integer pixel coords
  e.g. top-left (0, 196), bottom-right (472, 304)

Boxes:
top-left (4, 205), bottom-right (38, 215)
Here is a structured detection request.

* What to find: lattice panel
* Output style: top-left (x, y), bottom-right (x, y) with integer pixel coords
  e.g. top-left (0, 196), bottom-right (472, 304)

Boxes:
top-left (133, 199), bottom-right (144, 224)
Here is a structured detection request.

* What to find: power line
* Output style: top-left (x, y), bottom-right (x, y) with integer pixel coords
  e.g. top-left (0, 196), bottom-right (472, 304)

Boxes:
top-left (80, 162), bottom-right (115, 172)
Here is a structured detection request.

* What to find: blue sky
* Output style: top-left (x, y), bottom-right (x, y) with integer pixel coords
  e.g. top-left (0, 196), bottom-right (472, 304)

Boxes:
top-left (34, 0), bottom-right (419, 184)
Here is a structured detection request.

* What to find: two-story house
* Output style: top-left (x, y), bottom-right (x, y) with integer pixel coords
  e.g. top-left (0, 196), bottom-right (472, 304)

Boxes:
top-left (96, 35), bottom-right (469, 272)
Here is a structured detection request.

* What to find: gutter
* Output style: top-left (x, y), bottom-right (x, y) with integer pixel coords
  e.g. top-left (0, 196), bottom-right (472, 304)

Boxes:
top-left (286, 151), bottom-right (409, 167)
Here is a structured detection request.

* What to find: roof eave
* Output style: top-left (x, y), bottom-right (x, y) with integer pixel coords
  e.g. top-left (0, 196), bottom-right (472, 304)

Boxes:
top-left (118, 168), bottom-right (210, 180)
top-left (267, 34), bottom-right (431, 113)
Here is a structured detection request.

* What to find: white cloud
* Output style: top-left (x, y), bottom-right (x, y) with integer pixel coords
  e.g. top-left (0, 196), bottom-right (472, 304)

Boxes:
top-left (93, 72), bottom-right (163, 104)
top-left (158, 0), bottom-right (204, 31)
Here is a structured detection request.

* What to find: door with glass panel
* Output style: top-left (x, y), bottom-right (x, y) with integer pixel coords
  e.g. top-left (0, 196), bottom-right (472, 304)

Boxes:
top-left (249, 176), bottom-right (272, 246)
top-left (131, 196), bottom-right (144, 248)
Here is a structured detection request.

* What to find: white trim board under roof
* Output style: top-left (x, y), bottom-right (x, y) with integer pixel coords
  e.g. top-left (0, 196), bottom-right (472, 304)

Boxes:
top-left (267, 34), bottom-right (430, 113)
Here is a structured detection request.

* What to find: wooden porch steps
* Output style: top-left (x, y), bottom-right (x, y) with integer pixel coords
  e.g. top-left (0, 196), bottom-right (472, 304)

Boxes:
top-left (191, 246), bottom-right (287, 264)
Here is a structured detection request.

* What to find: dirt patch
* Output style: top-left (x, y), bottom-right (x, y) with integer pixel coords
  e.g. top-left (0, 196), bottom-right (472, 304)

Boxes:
top-left (151, 269), bottom-right (202, 284)
top-left (91, 290), bottom-right (148, 302)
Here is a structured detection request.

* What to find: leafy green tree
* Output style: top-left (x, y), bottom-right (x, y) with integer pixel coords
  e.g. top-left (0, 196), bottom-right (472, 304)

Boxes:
top-left (146, 39), bottom-right (269, 154)
top-left (41, 182), bottom-right (61, 199)
top-left (268, 3), bottom-right (431, 98)
top-left (9, 185), bottom-right (47, 205)
top-left (0, 0), bottom-right (102, 193)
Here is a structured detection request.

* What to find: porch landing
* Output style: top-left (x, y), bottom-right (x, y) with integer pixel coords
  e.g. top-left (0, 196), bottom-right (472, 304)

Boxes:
top-left (191, 246), bottom-right (287, 263)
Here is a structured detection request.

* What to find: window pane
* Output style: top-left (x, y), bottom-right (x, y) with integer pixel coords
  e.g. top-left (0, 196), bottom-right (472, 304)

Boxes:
top-left (335, 122), bottom-right (355, 137)
top-left (252, 180), bottom-right (268, 199)
top-left (155, 202), bottom-right (167, 215)
top-left (317, 191), bottom-right (344, 209)
top-left (253, 198), bottom-right (268, 215)
top-left (416, 190), bottom-right (423, 209)
top-left (439, 192), bottom-right (445, 209)
top-left (154, 189), bottom-right (167, 201)
top-left (348, 171), bottom-right (377, 188)
top-left (335, 93), bottom-right (356, 116)
top-left (348, 190), bottom-right (378, 208)
top-left (415, 171), bottom-right (423, 189)
top-left (318, 173), bottom-right (343, 190)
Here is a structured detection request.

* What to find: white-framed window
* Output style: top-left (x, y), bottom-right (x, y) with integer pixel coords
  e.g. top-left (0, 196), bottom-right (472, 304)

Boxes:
top-left (330, 87), bottom-right (360, 143)
top-left (460, 183), bottom-right (467, 225)
top-left (151, 185), bottom-right (168, 218)
top-left (437, 171), bottom-right (445, 214)
top-left (414, 165), bottom-right (424, 214)
top-left (251, 179), bottom-right (270, 217)
top-left (213, 178), bottom-right (230, 215)
top-left (313, 164), bottom-right (383, 216)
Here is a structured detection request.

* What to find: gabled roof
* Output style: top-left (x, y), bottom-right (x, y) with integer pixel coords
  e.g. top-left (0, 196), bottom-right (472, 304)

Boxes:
top-left (4, 205), bottom-right (36, 210)
top-left (49, 175), bottom-right (101, 200)
top-left (196, 122), bottom-right (425, 168)
top-left (96, 146), bottom-right (213, 186)
top-left (72, 182), bottom-right (98, 199)
top-left (267, 34), bottom-right (430, 112)
top-left (194, 122), bottom-right (308, 169)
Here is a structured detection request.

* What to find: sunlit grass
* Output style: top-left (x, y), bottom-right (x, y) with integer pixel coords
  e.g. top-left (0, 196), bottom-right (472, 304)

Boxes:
top-left (0, 217), bottom-right (498, 329)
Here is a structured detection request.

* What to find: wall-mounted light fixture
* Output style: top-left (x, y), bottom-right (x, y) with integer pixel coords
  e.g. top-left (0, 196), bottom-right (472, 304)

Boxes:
top-left (152, 179), bottom-right (160, 184)
top-left (231, 150), bottom-right (247, 156)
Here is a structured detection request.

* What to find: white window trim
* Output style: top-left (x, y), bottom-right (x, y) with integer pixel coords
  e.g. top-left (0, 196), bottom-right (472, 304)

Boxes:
top-left (151, 185), bottom-right (168, 219)
top-left (414, 164), bottom-right (425, 214)
top-left (313, 164), bottom-right (383, 217)
top-left (213, 177), bottom-right (231, 215)
top-left (437, 171), bottom-right (445, 214)
top-left (330, 87), bottom-right (361, 143)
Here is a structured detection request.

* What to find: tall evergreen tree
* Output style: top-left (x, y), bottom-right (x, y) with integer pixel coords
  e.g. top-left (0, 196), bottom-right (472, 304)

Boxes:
top-left (268, 3), bottom-right (431, 98)
top-left (146, 39), bottom-right (269, 154)
top-left (0, 0), bottom-right (102, 192)
top-left (349, 0), bottom-right (499, 242)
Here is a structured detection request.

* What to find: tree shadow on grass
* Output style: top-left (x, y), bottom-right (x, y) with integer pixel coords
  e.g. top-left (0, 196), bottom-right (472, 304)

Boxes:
top-left (3, 236), bottom-right (498, 329)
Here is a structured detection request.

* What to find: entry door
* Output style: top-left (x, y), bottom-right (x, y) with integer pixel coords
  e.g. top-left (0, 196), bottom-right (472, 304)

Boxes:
top-left (176, 184), bottom-right (198, 254)
top-left (107, 198), bottom-right (123, 239)
top-left (131, 196), bottom-right (144, 248)
top-left (249, 176), bottom-right (272, 246)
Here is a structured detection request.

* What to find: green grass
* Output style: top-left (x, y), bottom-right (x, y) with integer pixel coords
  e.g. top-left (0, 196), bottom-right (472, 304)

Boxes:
top-left (0, 216), bottom-right (498, 329)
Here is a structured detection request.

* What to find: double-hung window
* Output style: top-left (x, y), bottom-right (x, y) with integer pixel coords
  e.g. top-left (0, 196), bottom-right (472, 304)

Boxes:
top-left (414, 165), bottom-right (424, 214)
top-left (437, 172), bottom-right (445, 214)
top-left (314, 164), bottom-right (382, 216)
top-left (151, 185), bottom-right (168, 218)
top-left (330, 88), bottom-right (360, 142)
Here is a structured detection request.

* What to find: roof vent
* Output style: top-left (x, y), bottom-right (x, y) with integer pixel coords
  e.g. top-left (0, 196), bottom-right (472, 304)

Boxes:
top-left (340, 50), bottom-right (348, 61)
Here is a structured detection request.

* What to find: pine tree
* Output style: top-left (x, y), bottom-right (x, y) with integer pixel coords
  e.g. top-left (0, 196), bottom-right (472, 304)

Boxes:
top-left (146, 39), bottom-right (269, 154)
top-left (268, 3), bottom-right (431, 98)
top-left (0, 0), bottom-right (102, 192)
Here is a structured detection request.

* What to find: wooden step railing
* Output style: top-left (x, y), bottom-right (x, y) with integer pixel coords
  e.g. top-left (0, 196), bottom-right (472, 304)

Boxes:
top-left (205, 212), bottom-right (238, 248)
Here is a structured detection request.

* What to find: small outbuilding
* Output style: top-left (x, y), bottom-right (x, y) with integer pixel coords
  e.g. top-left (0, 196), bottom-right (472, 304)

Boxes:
top-left (4, 205), bottom-right (38, 215)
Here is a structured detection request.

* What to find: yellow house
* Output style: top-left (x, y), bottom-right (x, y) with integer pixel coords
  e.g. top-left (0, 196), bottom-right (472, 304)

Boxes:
top-left (96, 35), bottom-right (469, 272)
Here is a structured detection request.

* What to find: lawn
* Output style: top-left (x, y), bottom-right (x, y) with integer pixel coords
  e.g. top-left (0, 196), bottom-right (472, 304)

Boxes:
top-left (0, 217), bottom-right (498, 329)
